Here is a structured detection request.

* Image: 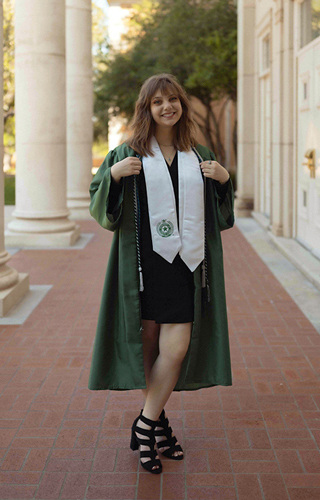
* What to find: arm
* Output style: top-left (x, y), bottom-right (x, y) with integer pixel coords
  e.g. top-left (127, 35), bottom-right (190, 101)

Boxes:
top-left (108, 174), bottom-right (124, 215)
top-left (197, 144), bottom-right (235, 232)
top-left (213, 176), bottom-right (231, 203)
top-left (89, 150), bottom-right (125, 232)
top-left (209, 151), bottom-right (235, 231)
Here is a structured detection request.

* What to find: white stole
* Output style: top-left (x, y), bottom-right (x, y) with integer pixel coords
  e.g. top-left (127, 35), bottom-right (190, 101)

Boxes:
top-left (142, 136), bottom-right (204, 272)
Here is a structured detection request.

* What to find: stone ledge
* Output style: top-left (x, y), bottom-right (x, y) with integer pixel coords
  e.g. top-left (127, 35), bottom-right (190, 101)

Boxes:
top-left (252, 210), bottom-right (271, 230)
top-left (0, 284), bottom-right (52, 324)
top-left (0, 273), bottom-right (29, 317)
top-left (235, 218), bottom-right (320, 333)
top-left (251, 212), bottom-right (320, 293)
top-left (5, 224), bottom-right (81, 247)
top-left (268, 232), bottom-right (320, 292)
top-left (6, 233), bottom-right (94, 251)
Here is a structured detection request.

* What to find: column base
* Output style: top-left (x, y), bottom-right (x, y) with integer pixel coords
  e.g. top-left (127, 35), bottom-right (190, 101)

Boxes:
top-left (5, 225), bottom-right (81, 247)
top-left (68, 207), bottom-right (91, 220)
top-left (252, 211), bottom-right (271, 230)
top-left (235, 196), bottom-right (254, 218)
top-left (0, 272), bottom-right (29, 317)
top-left (271, 223), bottom-right (283, 237)
top-left (67, 197), bottom-right (90, 210)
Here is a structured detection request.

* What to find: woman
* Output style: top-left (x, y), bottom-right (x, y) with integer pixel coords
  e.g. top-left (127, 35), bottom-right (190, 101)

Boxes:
top-left (88, 74), bottom-right (234, 474)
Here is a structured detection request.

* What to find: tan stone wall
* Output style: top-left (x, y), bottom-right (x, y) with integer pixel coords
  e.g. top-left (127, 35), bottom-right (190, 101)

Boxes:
top-left (191, 97), bottom-right (237, 172)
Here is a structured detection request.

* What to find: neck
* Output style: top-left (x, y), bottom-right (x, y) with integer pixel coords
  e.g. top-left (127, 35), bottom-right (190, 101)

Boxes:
top-left (154, 126), bottom-right (175, 146)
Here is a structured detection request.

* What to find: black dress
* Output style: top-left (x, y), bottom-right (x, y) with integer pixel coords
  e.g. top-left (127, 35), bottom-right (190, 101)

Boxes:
top-left (138, 152), bottom-right (195, 324)
top-left (108, 151), bottom-right (231, 325)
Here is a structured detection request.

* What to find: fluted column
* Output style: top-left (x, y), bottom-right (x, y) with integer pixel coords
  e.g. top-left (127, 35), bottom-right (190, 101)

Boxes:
top-left (270, 2), bottom-right (284, 236)
top-left (0, 0), bottom-right (29, 316)
top-left (235, 0), bottom-right (255, 217)
top-left (279, 0), bottom-right (294, 238)
top-left (66, 0), bottom-right (93, 218)
top-left (6, 0), bottom-right (80, 247)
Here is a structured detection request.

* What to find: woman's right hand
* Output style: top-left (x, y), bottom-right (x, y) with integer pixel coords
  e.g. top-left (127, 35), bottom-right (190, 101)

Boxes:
top-left (111, 157), bottom-right (142, 184)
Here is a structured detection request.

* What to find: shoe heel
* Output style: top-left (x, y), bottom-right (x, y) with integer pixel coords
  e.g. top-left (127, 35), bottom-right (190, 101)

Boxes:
top-left (130, 426), bottom-right (139, 450)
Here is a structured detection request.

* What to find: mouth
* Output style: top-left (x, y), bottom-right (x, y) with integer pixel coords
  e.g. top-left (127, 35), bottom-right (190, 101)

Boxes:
top-left (162, 112), bottom-right (176, 118)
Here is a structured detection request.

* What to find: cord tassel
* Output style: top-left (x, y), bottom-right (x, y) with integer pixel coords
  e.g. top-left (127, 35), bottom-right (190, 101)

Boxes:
top-left (201, 262), bottom-right (206, 288)
top-left (206, 282), bottom-right (211, 303)
top-left (139, 266), bottom-right (144, 292)
top-left (133, 168), bottom-right (144, 294)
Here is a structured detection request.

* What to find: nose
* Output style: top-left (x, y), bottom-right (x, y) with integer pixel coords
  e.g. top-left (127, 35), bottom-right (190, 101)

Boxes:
top-left (163, 102), bottom-right (173, 111)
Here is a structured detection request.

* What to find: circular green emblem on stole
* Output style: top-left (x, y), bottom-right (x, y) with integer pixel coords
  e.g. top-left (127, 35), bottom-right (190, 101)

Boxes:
top-left (156, 219), bottom-right (174, 238)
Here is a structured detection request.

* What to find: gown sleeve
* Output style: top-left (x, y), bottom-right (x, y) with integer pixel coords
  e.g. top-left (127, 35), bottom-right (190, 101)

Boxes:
top-left (89, 150), bottom-right (125, 232)
top-left (214, 177), bottom-right (231, 203)
top-left (208, 151), bottom-right (235, 232)
top-left (109, 175), bottom-right (124, 214)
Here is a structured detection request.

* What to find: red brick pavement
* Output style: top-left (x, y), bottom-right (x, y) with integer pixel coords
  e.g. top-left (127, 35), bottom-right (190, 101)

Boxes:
top-left (0, 221), bottom-right (319, 499)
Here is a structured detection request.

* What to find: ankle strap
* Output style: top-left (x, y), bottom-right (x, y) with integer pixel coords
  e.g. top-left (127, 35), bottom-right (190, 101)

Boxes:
top-left (158, 409), bottom-right (165, 420)
top-left (139, 410), bottom-right (158, 428)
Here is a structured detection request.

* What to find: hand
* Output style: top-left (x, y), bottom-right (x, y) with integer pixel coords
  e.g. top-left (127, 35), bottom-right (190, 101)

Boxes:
top-left (200, 160), bottom-right (230, 184)
top-left (111, 157), bottom-right (142, 184)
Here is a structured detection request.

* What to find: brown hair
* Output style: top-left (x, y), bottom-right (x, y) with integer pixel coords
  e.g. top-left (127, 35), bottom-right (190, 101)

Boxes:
top-left (126, 73), bottom-right (198, 156)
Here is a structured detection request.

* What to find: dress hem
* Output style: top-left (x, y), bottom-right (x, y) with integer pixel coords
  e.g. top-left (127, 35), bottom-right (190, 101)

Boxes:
top-left (88, 379), bottom-right (232, 392)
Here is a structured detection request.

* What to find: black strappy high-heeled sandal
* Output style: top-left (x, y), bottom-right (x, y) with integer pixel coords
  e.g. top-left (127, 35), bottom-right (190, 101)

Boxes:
top-left (154, 409), bottom-right (184, 460)
top-left (130, 409), bottom-right (162, 474)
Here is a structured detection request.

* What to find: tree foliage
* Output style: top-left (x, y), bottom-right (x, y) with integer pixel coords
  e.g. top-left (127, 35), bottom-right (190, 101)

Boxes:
top-left (95, 0), bottom-right (237, 160)
top-left (92, 1), bottom-right (108, 65)
top-left (3, 0), bottom-right (15, 154)
top-left (92, 1), bottom-right (109, 143)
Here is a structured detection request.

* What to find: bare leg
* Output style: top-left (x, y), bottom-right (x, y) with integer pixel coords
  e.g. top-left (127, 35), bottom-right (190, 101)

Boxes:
top-left (136, 322), bottom-right (192, 465)
top-left (140, 319), bottom-right (160, 401)
top-left (135, 319), bottom-right (161, 471)
top-left (143, 322), bottom-right (192, 418)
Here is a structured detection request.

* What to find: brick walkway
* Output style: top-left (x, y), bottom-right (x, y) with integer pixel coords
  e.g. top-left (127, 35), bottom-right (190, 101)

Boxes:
top-left (0, 221), bottom-right (320, 500)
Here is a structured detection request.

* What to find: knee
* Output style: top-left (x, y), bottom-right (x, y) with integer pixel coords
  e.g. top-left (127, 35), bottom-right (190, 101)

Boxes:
top-left (159, 323), bottom-right (192, 365)
top-left (170, 345), bottom-right (189, 365)
top-left (163, 338), bottom-right (190, 365)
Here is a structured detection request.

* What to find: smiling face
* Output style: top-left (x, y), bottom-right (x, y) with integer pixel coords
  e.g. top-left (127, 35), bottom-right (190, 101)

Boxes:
top-left (150, 90), bottom-right (183, 131)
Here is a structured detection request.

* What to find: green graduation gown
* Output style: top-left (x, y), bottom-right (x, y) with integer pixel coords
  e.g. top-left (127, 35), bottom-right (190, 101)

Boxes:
top-left (88, 142), bottom-right (235, 391)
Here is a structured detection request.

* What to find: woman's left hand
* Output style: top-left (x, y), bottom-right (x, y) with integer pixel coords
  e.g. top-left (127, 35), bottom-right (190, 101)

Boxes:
top-left (200, 160), bottom-right (230, 184)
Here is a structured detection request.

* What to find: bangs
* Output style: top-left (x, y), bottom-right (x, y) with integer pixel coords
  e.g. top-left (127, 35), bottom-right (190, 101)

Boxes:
top-left (147, 79), bottom-right (179, 102)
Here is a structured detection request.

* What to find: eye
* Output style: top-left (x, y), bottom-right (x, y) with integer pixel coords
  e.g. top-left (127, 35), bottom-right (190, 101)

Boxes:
top-left (153, 100), bottom-right (161, 105)
top-left (170, 96), bottom-right (177, 101)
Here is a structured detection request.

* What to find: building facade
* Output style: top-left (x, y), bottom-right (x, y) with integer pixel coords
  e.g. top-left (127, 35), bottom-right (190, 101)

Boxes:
top-left (237, 0), bottom-right (320, 259)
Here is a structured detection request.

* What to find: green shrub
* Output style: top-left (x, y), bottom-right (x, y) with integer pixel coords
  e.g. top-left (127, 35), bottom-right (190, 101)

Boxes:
top-left (5, 175), bottom-right (15, 205)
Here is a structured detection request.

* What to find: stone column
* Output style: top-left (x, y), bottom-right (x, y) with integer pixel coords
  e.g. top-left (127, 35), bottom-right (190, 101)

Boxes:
top-left (225, 99), bottom-right (232, 169)
top-left (270, 3), bottom-right (284, 236)
top-left (235, 0), bottom-right (255, 217)
top-left (6, 0), bottom-right (80, 247)
top-left (66, 0), bottom-right (93, 218)
top-left (269, 0), bottom-right (294, 237)
top-left (0, 0), bottom-right (29, 316)
top-left (281, 0), bottom-right (294, 238)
